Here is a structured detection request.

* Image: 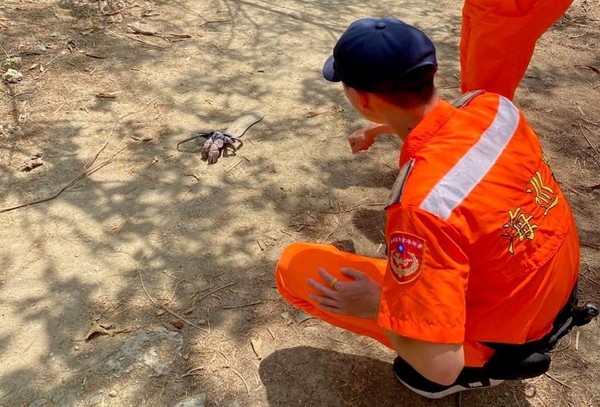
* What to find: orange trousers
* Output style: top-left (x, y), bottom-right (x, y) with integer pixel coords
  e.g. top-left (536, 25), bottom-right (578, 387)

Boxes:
top-left (461, 0), bottom-right (574, 99)
top-left (275, 243), bottom-right (493, 367)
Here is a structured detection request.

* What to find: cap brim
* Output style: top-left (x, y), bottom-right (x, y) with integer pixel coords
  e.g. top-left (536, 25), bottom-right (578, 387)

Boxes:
top-left (322, 55), bottom-right (341, 82)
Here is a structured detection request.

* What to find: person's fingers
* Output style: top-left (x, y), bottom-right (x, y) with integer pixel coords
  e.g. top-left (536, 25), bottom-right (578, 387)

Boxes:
top-left (340, 267), bottom-right (366, 280)
top-left (309, 294), bottom-right (339, 308)
top-left (308, 278), bottom-right (338, 298)
top-left (317, 303), bottom-right (345, 315)
top-left (318, 268), bottom-right (341, 288)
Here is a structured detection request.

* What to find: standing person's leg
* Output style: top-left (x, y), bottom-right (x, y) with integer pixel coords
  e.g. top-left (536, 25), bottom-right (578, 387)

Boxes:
top-left (275, 243), bottom-right (392, 347)
top-left (460, 0), bottom-right (574, 99)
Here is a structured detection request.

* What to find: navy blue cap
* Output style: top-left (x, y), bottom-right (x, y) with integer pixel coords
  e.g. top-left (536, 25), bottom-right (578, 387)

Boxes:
top-left (322, 17), bottom-right (437, 92)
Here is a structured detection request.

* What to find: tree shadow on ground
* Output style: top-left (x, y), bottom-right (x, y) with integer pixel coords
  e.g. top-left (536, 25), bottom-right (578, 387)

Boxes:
top-left (0, 0), bottom-right (597, 406)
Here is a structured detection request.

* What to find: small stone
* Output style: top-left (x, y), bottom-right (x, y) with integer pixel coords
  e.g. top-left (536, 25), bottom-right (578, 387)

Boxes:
top-left (182, 353), bottom-right (190, 360)
top-left (175, 393), bottom-right (206, 407)
top-left (2, 56), bottom-right (22, 70)
top-left (228, 401), bottom-right (241, 407)
top-left (3, 69), bottom-right (23, 83)
top-left (156, 309), bottom-right (165, 316)
top-left (28, 399), bottom-right (48, 407)
top-left (197, 318), bottom-right (208, 326)
top-left (280, 312), bottom-right (290, 320)
top-left (294, 312), bottom-right (311, 324)
top-left (74, 345), bottom-right (80, 351)
top-left (33, 43), bottom-right (47, 54)
top-left (108, 390), bottom-right (117, 397)
top-left (89, 395), bottom-right (103, 405)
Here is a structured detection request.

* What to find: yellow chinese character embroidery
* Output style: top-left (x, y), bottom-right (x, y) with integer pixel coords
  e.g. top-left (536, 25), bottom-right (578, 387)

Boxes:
top-left (526, 171), bottom-right (559, 215)
top-left (502, 207), bottom-right (538, 254)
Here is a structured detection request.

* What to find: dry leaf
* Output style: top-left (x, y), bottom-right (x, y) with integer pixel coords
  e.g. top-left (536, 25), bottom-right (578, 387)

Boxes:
top-left (84, 321), bottom-right (128, 341)
top-left (171, 319), bottom-right (185, 330)
top-left (575, 64), bottom-right (600, 75)
top-left (305, 105), bottom-right (343, 118)
top-left (250, 337), bottom-right (263, 359)
top-left (95, 91), bottom-right (122, 99)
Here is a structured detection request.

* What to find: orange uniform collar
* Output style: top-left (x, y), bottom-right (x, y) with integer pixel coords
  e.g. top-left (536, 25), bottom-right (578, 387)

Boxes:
top-left (399, 100), bottom-right (456, 166)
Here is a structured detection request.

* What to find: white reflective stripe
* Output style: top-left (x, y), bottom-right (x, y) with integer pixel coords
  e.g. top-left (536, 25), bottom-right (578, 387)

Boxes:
top-left (419, 97), bottom-right (520, 220)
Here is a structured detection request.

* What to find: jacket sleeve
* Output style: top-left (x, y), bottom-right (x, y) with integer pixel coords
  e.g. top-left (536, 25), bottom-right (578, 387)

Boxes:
top-left (377, 205), bottom-right (469, 344)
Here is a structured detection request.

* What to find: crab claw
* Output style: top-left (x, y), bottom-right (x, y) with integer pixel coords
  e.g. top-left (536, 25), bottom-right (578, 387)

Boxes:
top-left (201, 138), bottom-right (213, 160)
top-left (207, 143), bottom-right (221, 164)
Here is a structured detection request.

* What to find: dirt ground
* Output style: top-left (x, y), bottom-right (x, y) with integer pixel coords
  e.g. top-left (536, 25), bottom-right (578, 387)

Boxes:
top-left (0, 1), bottom-right (598, 406)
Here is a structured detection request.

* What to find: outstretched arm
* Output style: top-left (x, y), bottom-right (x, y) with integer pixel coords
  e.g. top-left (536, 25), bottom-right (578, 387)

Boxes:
top-left (349, 123), bottom-right (395, 153)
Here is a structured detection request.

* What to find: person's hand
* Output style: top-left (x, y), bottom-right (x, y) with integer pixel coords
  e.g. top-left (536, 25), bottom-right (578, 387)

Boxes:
top-left (308, 268), bottom-right (381, 319)
top-left (348, 123), bottom-right (394, 154)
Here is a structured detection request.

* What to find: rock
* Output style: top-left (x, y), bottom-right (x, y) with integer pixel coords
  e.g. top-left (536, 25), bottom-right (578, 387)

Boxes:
top-left (286, 11), bottom-right (302, 20)
top-left (52, 391), bottom-right (77, 407)
top-left (156, 308), bottom-right (165, 316)
top-left (33, 43), bottom-right (47, 54)
top-left (294, 312), bottom-right (311, 324)
top-left (28, 399), bottom-right (48, 407)
top-left (228, 402), bottom-right (241, 407)
top-left (3, 69), bottom-right (23, 83)
top-left (2, 56), bottom-right (22, 70)
top-left (280, 312), bottom-right (290, 320)
top-left (197, 318), bottom-right (208, 326)
top-left (108, 390), bottom-right (118, 397)
top-left (104, 328), bottom-right (183, 378)
top-left (89, 395), bottom-right (103, 405)
top-left (175, 393), bottom-right (206, 407)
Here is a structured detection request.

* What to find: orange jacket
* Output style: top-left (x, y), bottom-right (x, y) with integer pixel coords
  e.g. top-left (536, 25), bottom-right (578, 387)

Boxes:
top-left (379, 92), bottom-right (579, 366)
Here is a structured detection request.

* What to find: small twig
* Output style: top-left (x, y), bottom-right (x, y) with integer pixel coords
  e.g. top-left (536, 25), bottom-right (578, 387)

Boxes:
top-left (567, 187), bottom-right (590, 198)
top-left (320, 202), bottom-right (343, 243)
top-left (181, 366), bottom-right (205, 378)
top-left (0, 158), bottom-right (113, 213)
top-left (167, 279), bottom-right (185, 304)
top-left (321, 334), bottom-right (348, 345)
top-left (192, 282), bottom-right (236, 306)
top-left (580, 118), bottom-right (599, 127)
top-left (226, 366), bottom-right (250, 396)
top-left (200, 19), bottom-right (231, 27)
top-left (123, 33), bottom-right (167, 48)
top-left (574, 64), bottom-right (600, 75)
top-left (222, 301), bottom-right (262, 310)
top-left (127, 24), bottom-right (191, 40)
top-left (226, 159), bottom-right (244, 173)
top-left (581, 273), bottom-right (600, 287)
top-left (256, 240), bottom-right (265, 251)
top-left (266, 327), bottom-right (276, 340)
top-left (139, 270), bottom-right (208, 332)
top-left (581, 241), bottom-right (600, 250)
top-left (575, 330), bottom-right (580, 351)
top-left (544, 373), bottom-right (573, 390)
top-left (578, 123), bottom-right (599, 155)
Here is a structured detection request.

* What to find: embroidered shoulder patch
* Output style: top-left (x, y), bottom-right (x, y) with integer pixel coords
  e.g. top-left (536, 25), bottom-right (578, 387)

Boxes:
top-left (388, 232), bottom-right (425, 284)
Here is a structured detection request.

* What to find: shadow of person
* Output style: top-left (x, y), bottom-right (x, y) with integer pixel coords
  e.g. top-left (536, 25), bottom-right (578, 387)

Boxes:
top-left (259, 346), bottom-right (535, 407)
